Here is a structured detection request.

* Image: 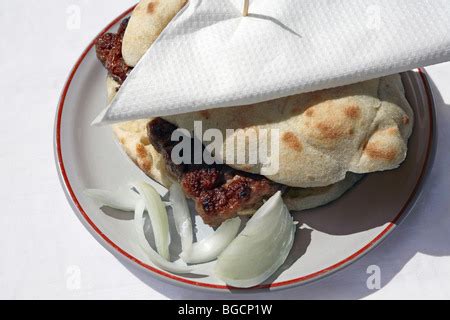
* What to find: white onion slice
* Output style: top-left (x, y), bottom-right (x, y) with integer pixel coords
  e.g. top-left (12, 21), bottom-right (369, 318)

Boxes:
top-left (214, 192), bottom-right (296, 288)
top-left (84, 187), bottom-right (139, 212)
top-left (128, 179), bottom-right (168, 198)
top-left (134, 199), bottom-right (192, 274)
top-left (180, 217), bottom-right (241, 264)
top-left (132, 182), bottom-right (171, 260)
top-left (169, 183), bottom-right (193, 256)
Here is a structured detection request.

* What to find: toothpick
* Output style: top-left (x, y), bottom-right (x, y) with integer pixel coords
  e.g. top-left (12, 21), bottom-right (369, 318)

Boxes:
top-left (243, 0), bottom-right (249, 16)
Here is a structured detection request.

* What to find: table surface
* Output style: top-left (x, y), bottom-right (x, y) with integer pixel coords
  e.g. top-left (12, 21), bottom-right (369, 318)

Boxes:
top-left (1, 0), bottom-right (449, 300)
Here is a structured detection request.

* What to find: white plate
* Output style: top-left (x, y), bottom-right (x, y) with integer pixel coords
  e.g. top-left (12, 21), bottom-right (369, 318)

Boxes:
top-left (54, 8), bottom-right (435, 292)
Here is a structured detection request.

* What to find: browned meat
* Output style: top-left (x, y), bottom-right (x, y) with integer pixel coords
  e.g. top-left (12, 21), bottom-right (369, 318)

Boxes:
top-left (185, 171), bottom-right (278, 227)
top-left (95, 18), bottom-right (131, 84)
top-left (148, 118), bottom-right (281, 227)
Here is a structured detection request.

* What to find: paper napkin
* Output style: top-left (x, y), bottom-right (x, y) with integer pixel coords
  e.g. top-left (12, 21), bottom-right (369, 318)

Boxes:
top-left (96, 0), bottom-right (450, 124)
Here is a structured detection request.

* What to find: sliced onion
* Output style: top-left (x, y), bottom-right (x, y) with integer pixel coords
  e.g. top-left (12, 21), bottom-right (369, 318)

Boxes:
top-left (180, 217), bottom-right (241, 264)
top-left (84, 186), bottom-right (140, 211)
top-left (169, 183), bottom-right (193, 256)
top-left (132, 182), bottom-right (171, 260)
top-left (128, 180), bottom-right (168, 198)
top-left (214, 192), bottom-right (296, 288)
top-left (134, 199), bottom-right (192, 274)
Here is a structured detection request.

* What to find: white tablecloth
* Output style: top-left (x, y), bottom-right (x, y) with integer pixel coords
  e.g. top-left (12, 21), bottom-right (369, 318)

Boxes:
top-left (1, 0), bottom-right (449, 300)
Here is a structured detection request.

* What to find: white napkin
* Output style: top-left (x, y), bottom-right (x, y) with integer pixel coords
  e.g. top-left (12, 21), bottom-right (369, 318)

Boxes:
top-left (96, 0), bottom-right (450, 124)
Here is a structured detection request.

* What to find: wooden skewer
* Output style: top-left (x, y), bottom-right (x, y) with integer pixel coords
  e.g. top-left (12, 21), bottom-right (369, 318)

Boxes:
top-left (243, 0), bottom-right (249, 16)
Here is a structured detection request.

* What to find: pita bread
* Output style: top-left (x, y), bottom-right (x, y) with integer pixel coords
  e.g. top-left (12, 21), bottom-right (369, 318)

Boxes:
top-left (122, 0), bottom-right (187, 67)
top-left (165, 74), bottom-right (413, 188)
top-left (108, 77), bottom-right (173, 188)
top-left (107, 75), bottom-right (363, 211)
top-left (283, 173), bottom-right (363, 211)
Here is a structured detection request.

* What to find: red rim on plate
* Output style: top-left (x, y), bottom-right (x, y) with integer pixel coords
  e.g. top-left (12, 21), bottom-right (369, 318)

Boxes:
top-left (54, 6), bottom-right (435, 291)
